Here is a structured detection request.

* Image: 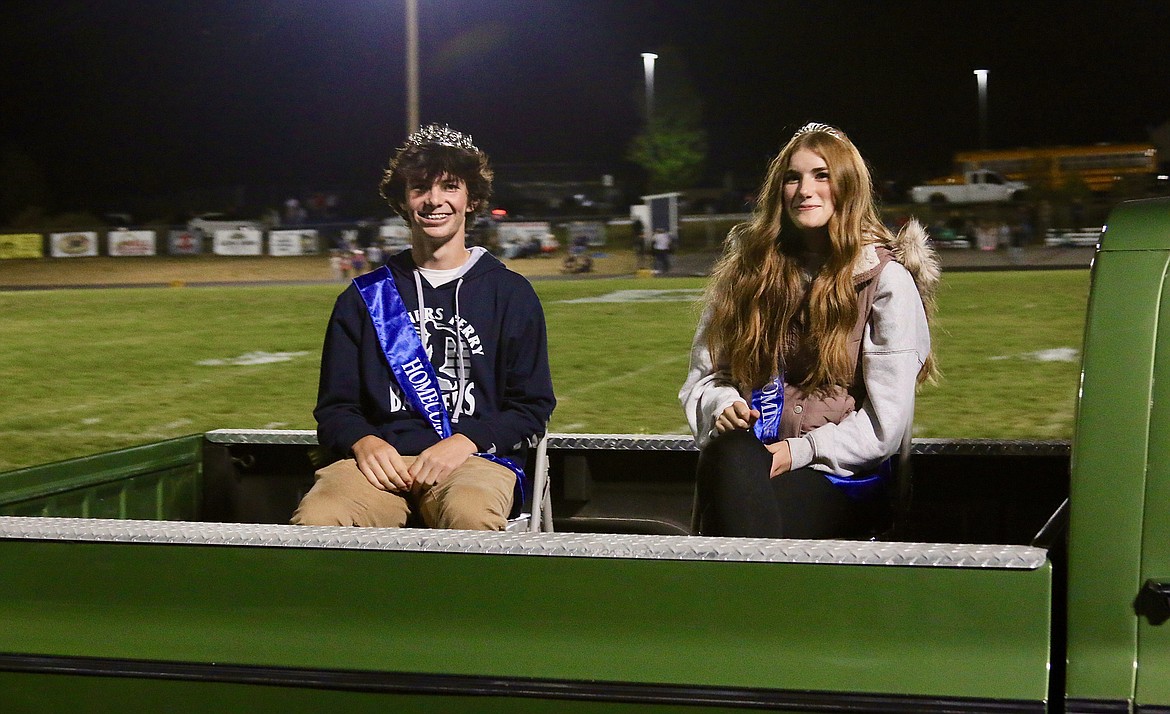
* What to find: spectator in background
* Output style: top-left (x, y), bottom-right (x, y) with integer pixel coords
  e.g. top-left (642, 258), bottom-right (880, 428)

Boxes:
top-left (308, 193), bottom-right (328, 221)
top-left (1009, 220), bottom-right (1026, 265)
top-left (997, 221), bottom-right (1012, 250)
top-left (1014, 206), bottom-right (1032, 248)
top-left (1037, 200), bottom-right (1053, 242)
top-left (366, 242), bottom-right (384, 269)
top-left (631, 217), bottom-right (646, 267)
top-left (284, 198), bottom-right (307, 226)
top-left (651, 227), bottom-right (673, 275)
top-left (975, 220), bottom-right (996, 251)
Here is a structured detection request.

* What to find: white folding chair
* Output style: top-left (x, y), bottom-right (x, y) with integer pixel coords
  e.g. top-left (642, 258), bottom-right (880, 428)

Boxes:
top-left (504, 431), bottom-right (553, 533)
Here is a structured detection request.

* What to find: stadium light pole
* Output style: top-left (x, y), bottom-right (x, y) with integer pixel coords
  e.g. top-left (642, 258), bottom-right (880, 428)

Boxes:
top-left (641, 52), bottom-right (658, 124)
top-left (974, 69), bottom-right (989, 149)
top-left (406, 0), bottom-right (419, 134)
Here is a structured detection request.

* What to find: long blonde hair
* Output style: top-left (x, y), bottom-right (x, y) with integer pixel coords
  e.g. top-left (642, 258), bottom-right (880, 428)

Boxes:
top-left (704, 124), bottom-right (894, 391)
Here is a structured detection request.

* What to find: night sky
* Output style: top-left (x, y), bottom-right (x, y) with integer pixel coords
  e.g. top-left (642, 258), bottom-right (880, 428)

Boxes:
top-left (2, 0), bottom-right (1168, 216)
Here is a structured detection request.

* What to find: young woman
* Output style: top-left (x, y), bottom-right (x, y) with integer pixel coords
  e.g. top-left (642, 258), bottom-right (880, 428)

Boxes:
top-left (679, 122), bottom-right (938, 539)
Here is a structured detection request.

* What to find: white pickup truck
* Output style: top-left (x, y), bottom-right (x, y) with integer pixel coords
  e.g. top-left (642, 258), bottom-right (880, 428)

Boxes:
top-left (909, 169), bottom-right (1028, 204)
top-left (186, 212), bottom-right (266, 238)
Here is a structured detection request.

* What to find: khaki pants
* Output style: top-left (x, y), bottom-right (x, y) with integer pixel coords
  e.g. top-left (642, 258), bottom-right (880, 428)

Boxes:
top-left (291, 455), bottom-right (515, 531)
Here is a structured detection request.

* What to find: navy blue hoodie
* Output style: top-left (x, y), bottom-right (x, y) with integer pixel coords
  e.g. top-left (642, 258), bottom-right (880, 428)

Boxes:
top-left (314, 248), bottom-right (555, 464)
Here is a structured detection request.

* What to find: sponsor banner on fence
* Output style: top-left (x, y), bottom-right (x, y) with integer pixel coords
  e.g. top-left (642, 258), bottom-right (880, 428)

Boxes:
top-left (496, 221), bottom-right (557, 258)
top-left (50, 231), bottom-right (99, 258)
top-left (378, 224), bottom-right (411, 251)
top-left (0, 233), bottom-right (44, 259)
top-left (168, 230), bottom-right (201, 255)
top-left (212, 228), bottom-right (262, 256)
top-left (496, 221), bottom-right (552, 245)
top-left (108, 230), bottom-right (157, 256)
top-left (269, 229), bottom-right (320, 256)
top-left (567, 221), bottom-right (607, 247)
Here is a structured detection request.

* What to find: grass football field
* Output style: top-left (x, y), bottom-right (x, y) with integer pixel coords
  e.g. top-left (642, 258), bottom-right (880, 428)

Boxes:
top-left (0, 270), bottom-right (1089, 472)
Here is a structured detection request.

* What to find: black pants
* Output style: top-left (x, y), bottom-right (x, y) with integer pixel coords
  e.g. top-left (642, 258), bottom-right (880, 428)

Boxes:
top-left (653, 249), bottom-right (671, 273)
top-left (695, 429), bottom-right (880, 539)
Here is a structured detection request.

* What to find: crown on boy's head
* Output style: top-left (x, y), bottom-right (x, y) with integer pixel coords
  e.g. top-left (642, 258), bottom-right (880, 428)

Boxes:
top-left (403, 123), bottom-right (479, 152)
top-left (792, 122), bottom-right (846, 142)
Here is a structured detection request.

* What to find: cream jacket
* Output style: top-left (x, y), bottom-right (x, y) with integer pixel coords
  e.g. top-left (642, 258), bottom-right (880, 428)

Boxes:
top-left (679, 221), bottom-right (937, 478)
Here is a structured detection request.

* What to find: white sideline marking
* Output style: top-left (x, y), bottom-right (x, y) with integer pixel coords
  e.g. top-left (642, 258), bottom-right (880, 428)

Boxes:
top-left (0, 427), bottom-right (193, 441)
top-left (158, 419), bottom-right (194, 430)
top-left (1, 417), bottom-right (198, 443)
top-left (197, 350), bottom-right (310, 366)
top-left (560, 354), bottom-right (687, 396)
top-left (990, 347), bottom-right (1079, 363)
top-left (557, 289), bottom-right (703, 304)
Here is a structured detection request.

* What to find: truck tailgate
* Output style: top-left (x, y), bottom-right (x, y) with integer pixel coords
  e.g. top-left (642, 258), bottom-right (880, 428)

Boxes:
top-left (0, 518), bottom-right (1051, 712)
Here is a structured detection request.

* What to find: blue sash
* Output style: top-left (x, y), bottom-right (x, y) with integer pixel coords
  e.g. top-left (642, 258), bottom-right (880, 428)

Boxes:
top-left (751, 375), bottom-right (887, 501)
top-left (823, 460), bottom-right (889, 501)
top-left (751, 376), bottom-right (784, 444)
top-left (353, 267), bottom-right (526, 512)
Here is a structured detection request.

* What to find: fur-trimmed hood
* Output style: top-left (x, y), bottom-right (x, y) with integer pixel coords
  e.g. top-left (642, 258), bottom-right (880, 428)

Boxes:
top-left (853, 218), bottom-right (940, 315)
top-left (851, 218), bottom-right (940, 383)
top-left (889, 218), bottom-right (940, 314)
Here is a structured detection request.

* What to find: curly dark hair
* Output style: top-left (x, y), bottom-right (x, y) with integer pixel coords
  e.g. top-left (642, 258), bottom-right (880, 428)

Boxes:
top-left (378, 143), bottom-right (493, 221)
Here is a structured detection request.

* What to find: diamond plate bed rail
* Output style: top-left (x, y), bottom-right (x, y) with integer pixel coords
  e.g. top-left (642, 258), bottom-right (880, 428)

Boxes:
top-left (204, 430), bottom-right (1070, 456)
top-left (909, 438), bottom-right (1070, 457)
top-left (0, 516), bottom-right (1047, 570)
top-left (204, 430), bottom-right (698, 451)
top-left (205, 429), bottom-right (319, 445)
top-left (544, 433), bottom-right (698, 451)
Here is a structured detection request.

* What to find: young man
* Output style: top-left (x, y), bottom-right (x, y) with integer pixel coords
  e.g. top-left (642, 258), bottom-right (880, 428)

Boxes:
top-left (292, 124), bottom-right (555, 530)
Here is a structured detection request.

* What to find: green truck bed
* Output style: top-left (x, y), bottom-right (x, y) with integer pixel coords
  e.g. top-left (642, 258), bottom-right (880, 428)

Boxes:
top-left (0, 429), bottom-right (1059, 712)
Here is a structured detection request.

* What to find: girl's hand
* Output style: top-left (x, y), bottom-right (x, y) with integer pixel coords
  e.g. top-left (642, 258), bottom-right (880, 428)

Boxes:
top-left (715, 401), bottom-right (759, 433)
top-left (765, 441), bottom-right (792, 477)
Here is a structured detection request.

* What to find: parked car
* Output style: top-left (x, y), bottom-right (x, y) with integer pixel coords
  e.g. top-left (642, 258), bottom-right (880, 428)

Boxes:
top-left (186, 212), bottom-right (265, 239)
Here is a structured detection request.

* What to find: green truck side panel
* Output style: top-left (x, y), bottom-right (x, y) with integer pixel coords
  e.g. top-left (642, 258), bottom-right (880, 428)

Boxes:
top-left (0, 539), bottom-right (1052, 704)
top-left (1136, 202), bottom-right (1170, 708)
top-left (0, 435), bottom-right (202, 520)
top-left (1067, 198), bottom-right (1170, 705)
top-left (0, 673), bottom-right (752, 714)
top-left (1099, 197), bottom-right (1170, 252)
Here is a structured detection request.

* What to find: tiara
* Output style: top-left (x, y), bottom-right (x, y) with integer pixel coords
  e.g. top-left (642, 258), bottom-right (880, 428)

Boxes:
top-left (404, 123), bottom-right (479, 152)
top-left (792, 122), bottom-right (846, 141)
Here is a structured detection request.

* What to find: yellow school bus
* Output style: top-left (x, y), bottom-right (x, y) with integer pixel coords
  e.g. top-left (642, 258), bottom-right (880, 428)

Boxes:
top-left (955, 143), bottom-right (1157, 192)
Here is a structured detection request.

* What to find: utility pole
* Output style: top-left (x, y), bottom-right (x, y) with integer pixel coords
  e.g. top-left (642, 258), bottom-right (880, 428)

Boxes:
top-left (406, 0), bottom-right (419, 134)
top-left (641, 52), bottom-right (658, 124)
top-left (974, 69), bottom-right (989, 149)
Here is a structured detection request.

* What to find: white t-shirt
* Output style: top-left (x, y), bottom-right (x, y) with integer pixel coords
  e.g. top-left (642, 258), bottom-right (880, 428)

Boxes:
top-left (415, 246), bottom-right (487, 287)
